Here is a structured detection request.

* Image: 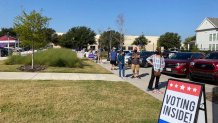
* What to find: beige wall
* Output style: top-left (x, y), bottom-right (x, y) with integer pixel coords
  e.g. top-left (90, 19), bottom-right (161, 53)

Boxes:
top-left (88, 35), bottom-right (159, 51)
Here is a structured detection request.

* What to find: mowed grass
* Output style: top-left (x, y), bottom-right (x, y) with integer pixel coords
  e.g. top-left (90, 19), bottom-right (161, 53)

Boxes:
top-left (0, 80), bottom-right (161, 123)
top-left (0, 59), bottom-right (111, 74)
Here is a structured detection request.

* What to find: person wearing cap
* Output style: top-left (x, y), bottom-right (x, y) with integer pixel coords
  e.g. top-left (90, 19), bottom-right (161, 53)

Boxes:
top-left (131, 47), bottom-right (141, 78)
top-left (146, 47), bottom-right (165, 93)
top-left (110, 47), bottom-right (117, 70)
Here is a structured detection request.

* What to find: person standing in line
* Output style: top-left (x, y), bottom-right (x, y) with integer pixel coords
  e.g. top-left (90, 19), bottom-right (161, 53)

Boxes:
top-left (131, 47), bottom-right (141, 79)
top-left (118, 50), bottom-right (125, 78)
top-left (146, 48), bottom-right (165, 93)
top-left (110, 48), bottom-right (117, 70)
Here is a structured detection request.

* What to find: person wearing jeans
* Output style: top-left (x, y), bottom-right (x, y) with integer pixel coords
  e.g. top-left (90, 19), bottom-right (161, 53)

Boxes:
top-left (146, 48), bottom-right (165, 92)
top-left (118, 50), bottom-right (125, 78)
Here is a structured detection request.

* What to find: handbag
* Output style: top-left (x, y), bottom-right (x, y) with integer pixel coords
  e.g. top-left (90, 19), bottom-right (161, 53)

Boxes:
top-left (154, 56), bottom-right (161, 77)
top-left (154, 70), bottom-right (161, 77)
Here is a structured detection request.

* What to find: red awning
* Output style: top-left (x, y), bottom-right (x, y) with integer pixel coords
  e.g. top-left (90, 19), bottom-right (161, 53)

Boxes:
top-left (0, 35), bottom-right (17, 41)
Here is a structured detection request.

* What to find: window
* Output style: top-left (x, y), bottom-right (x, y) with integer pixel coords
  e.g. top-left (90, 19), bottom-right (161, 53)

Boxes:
top-left (216, 33), bottom-right (218, 41)
top-left (128, 46), bottom-right (133, 50)
top-left (209, 44), bottom-right (212, 51)
top-left (192, 53), bottom-right (202, 59)
top-left (90, 46), bottom-right (95, 50)
top-left (216, 44), bottom-right (218, 51)
top-left (213, 33), bottom-right (216, 41)
top-left (209, 34), bottom-right (212, 41)
top-left (213, 44), bottom-right (215, 51)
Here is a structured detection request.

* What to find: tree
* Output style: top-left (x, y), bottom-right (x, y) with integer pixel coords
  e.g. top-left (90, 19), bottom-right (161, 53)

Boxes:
top-left (184, 35), bottom-right (196, 50)
top-left (60, 26), bottom-right (96, 50)
top-left (0, 28), bottom-right (17, 37)
top-left (132, 34), bottom-right (149, 49)
top-left (116, 14), bottom-right (125, 49)
top-left (158, 32), bottom-right (181, 50)
top-left (14, 10), bottom-right (51, 69)
top-left (43, 28), bottom-right (60, 45)
top-left (98, 30), bottom-right (123, 51)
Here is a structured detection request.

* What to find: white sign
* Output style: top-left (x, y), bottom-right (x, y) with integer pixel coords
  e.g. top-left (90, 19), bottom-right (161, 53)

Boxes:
top-left (158, 79), bottom-right (202, 123)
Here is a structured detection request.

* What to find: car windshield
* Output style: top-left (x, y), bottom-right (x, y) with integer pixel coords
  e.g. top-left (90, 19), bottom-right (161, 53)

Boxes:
top-left (169, 53), bottom-right (192, 60)
top-left (205, 53), bottom-right (218, 59)
top-left (125, 53), bottom-right (132, 56)
top-left (140, 52), bottom-right (154, 57)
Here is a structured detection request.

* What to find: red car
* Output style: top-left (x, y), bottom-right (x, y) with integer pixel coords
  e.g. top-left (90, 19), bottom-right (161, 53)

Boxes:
top-left (162, 52), bottom-right (205, 76)
top-left (189, 52), bottom-right (218, 83)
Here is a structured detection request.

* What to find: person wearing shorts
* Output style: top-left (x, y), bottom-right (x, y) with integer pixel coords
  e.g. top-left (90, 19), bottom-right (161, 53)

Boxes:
top-left (131, 47), bottom-right (140, 78)
top-left (110, 48), bottom-right (117, 70)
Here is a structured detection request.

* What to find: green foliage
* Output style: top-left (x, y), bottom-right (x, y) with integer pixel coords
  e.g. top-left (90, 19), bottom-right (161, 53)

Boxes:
top-left (5, 48), bottom-right (83, 68)
top-left (14, 10), bottom-right (51, 49)
top-left (98, 30), bottom-right (123, 51)
top-left (191, 45), bottom-right (200, 52)
top-left (158, 32), bottom-right (181, 50)
top-left (132, 34), bottom-right (148, 46)
top-left (184, 35), bottom-right (196, 50)
top-left (0, 28), bottom-right (17, 37)
top-left (60, 26), bottom-right (96, 49)
top-left (43, 28), bottom-right (59, 45)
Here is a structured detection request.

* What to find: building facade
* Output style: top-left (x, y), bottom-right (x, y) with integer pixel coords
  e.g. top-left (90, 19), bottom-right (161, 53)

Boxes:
top-left (88, 35), bottom-right (159, 51)
top-left (196, 17), bottom-right (218, 51)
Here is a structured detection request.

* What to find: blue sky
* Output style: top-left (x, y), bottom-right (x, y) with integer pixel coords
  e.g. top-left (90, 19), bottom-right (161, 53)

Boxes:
top-left (0, 0), bottom-right (218, 40)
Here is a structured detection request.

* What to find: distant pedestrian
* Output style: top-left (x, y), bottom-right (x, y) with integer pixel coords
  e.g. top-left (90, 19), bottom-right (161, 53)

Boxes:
top-left (110, 48), bottom-right (117, 70)
top-left (131, 47), bottom-right (140, 79)
top-left (118, 50), bottom-right (125, 78)
top-left (146, 48), bottom-right (165, 93)
top-left (97, 48), bottom-right (102, 63)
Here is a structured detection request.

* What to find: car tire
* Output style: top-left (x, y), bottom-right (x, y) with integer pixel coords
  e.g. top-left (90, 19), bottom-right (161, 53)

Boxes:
top-left (188, 73), bottom-right (195, 81)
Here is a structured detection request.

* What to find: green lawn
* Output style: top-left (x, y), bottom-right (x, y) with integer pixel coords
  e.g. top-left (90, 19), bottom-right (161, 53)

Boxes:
top-left (0, 80), bottom-right (161, 123)
top-left (0, 59), bottom-right (111, 74)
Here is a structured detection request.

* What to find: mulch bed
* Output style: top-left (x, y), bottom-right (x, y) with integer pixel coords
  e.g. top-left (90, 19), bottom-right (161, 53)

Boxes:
top-left (17, 65), bottom-right (47, 72)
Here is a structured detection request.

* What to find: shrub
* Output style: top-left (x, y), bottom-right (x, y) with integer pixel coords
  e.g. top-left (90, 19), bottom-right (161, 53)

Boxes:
top-left (5, 48), bottom-right (83, 68)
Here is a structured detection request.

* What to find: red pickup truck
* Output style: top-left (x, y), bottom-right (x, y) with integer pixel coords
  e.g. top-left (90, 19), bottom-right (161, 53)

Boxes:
top-left (189, 52), bottom-right (218, 83)
top-left (162, 52), bottom-right (204, 76)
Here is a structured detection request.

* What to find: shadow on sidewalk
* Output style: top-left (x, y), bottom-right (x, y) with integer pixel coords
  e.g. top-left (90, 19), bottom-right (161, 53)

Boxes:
top-left (158, 81), bottom-right (168, 89)
top-left (212, 86), bottom-right (218, 123)
top-left (139, 73), bottom-right (149, 77)
top-left (125, 73), bottom-right (149, 78)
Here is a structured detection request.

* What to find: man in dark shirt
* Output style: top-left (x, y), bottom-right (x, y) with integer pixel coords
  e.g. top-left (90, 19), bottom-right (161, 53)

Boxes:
top-left (110, 48), bottom-right (117, 70)
top-left (131, 47), bottom-right (140, 78)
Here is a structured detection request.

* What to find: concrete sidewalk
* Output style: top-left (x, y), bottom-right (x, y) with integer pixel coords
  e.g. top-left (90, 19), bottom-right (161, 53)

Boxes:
top-left (99, 62), bottom-right (218, 123)
top-left (0, 72), bottom-right (124, 81)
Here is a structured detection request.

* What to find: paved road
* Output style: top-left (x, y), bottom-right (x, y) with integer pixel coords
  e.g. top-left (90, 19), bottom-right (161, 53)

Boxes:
top-left (99, 62), bottom-right (218, 123)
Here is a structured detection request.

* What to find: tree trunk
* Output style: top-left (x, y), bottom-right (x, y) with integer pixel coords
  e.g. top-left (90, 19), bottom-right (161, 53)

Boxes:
top-left (31, 40), bottom-right (34, 69)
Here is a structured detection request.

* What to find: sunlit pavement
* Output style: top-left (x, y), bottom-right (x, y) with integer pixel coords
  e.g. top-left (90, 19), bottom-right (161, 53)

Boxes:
top-left (99, 61), bottom-right (218, 123)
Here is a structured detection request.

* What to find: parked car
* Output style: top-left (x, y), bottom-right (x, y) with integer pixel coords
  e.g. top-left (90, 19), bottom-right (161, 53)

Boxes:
top-left (127, 51), bottom-right (155, 67)
top-left (162, 50), bottom-right (177, 59)
top-left (0, 47), bottom-right (8, 57)
top-left (162, 52), bottom-right (205, 76)
top-left (189, 52), bottom-right (218, 83)
top-left (125, 52), bottom-right (132, 64)
top-left (139, 51), bottom-right (155, 67)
